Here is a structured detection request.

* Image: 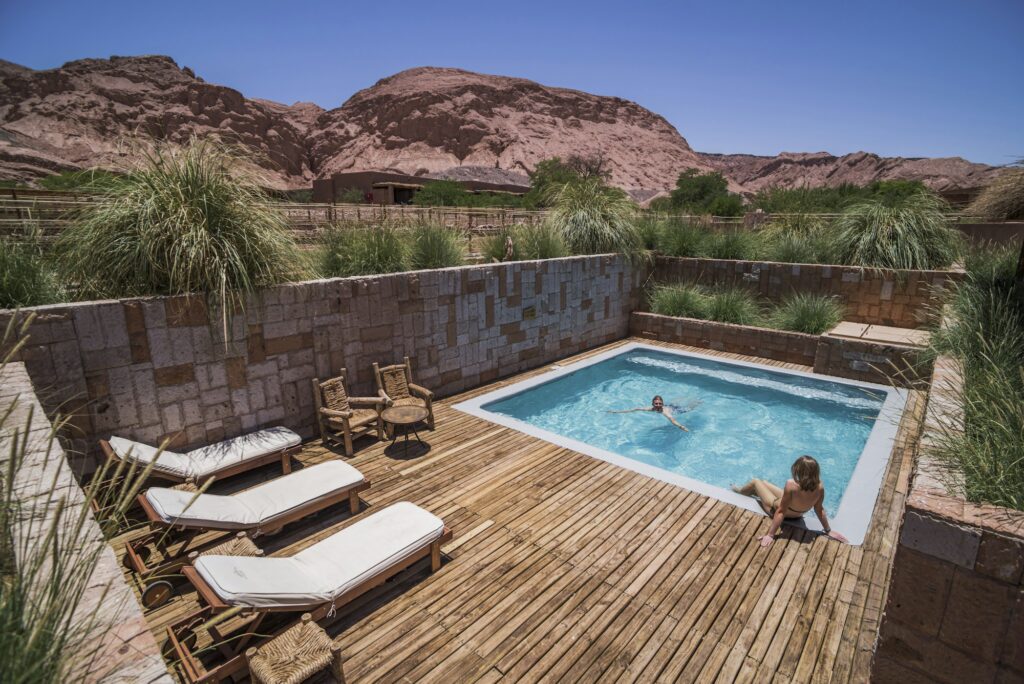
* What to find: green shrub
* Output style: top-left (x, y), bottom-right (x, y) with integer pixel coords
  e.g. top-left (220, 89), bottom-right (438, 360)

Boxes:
top-left (704, 287), bottom-right (762, 325)
top-left (413, 180), bottom-right (470, 207)
top-left (408, 224), bottom-right (465, 269)
top-left (768, 293), bottom-right (844, 334)
top-left (0, 226), bottom-right (65, 308)
top-left (319, 223), bottom-right (407, 277)
top-left (656, 221), bottom-right (708, 257)
top-left (480, 229), bottom-right (518, 262)
top-left (668, 170), bottom-right (745, 216)
top-left (703, 230), bottom-right (761, 260)
top-left (37, 168), bottom-right (122, 192)
top-left (636, 217), bottom-right (662, 250)
top-left (545, 177), bottom-right (641, 257)
top-left (516, 223), bottom-right (569, 259)
top-left (649, 283), bottom-right (708, 318)
top-left (831, 189), bottom-right (962, 270)
top-left (750, 180), bottom-right (927, 213)
top-left (762, 233), bottom-right (833, 264)
top-left (968, 163), bottom-right (1024, 221)
top-left (56, 140), bottom-right (304, 312)
top-left (337, 187), bottom-right (365, 204)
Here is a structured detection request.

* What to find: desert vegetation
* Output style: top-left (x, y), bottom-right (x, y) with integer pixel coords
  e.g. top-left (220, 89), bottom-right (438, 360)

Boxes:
top-left (750, 180), bottom-right (927, 214)
top-left (649, 170), bottom-right (744, 216)
top-left (319, 221), bottom-right (465, 277)
top-left (0, 225), bottom-right (65, 308)
top-left (648, 283), bottom-right (844, 334)
top-left (925, 245), bottom-right (1024, 510)
top-left (968, 161), bottom-right (1024, 222)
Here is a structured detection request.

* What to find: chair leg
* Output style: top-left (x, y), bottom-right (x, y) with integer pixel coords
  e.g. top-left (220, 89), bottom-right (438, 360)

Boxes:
top-left (343, 429), bottom-right (354, 458)
top-left (430, 540), bottom-right (441, 572)
top-left (330, 643), bottom-right (346, 683)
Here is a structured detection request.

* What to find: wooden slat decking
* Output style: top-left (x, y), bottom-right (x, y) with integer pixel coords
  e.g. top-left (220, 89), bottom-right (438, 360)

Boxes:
top-left (115, 337), bottom-right (924, 683)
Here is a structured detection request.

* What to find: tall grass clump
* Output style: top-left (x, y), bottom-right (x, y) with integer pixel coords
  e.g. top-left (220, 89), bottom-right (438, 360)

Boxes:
top-left (0, 225), bottom-right (65, 308)
top-left (703, 230), bottom-right (761, 261)
top-left (656, 221), bottom-right (708, 258)
top-left (636, 217), bottom-right (662, 250)
top-left (831, 189), bottom-right (962, 270)
top-left (481, 229), bottom-right (518, 262)
top-left (515, 223), bottom-right (569, 260)
top-left (407, 224), bottom-right (465, 270)
top-left (926, 245), bottom-right (1024, 509)
top-left (545, 177), bottom-right (641, 257)
top-left (319, 222), bottom-right (407, 277)
top-left (768, 293), bottom-right (845, 334)
top-left (967, 163), bottom-right (1024, 221)
top-left (0, 315), bottom-right (155, 682)
top-left (56, 140), bottom-right (303, 311)
top-left (648, 283), bottom-right (708, 318)
top-left (704, 287), bottom-right (763, 325)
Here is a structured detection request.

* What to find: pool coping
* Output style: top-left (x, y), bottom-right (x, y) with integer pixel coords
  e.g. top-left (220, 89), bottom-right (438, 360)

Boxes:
top-left (453, 341), bottom-right (908, 546)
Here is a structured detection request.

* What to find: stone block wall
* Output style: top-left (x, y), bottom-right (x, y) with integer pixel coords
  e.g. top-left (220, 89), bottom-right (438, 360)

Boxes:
top-left (813, 335), bottom-right (930, 388)
top-left (650, 257), bottom-right (962, 328)
top-left (629, 312), bottom-right (819, 366)
top-left (873, 356), bottom-right (1024, 683)
top-left (2, 255), bottom-right (642, 463)
top-left (0, 363), bottom-right (171, 682)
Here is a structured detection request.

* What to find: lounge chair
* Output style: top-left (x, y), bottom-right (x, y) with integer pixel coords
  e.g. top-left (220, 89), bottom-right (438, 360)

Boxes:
top-left (125, 460), bottom-right (369, 608)
top-left (373, 356), bottom-right (435, 431)
top-left (100, 426), bottom-right (301, 485)
top-left (313, 368), bottom-right (385, 456)
top-left (168, 502), bottom-right (451, 683)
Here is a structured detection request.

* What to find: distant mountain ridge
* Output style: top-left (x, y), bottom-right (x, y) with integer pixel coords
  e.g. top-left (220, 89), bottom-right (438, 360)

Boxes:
top-left (0, 55), bottom-right (999, 195)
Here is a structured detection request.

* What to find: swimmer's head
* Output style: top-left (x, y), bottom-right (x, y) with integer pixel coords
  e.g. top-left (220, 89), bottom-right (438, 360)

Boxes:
top-left (652, 395), bottom-right (664, 412)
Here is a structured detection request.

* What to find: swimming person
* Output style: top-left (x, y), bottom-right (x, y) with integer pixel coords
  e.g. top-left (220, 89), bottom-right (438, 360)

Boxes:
top-left (732, 455), bottom-right (849, 547)
top-left (608, 395), bottom-right (695, 431)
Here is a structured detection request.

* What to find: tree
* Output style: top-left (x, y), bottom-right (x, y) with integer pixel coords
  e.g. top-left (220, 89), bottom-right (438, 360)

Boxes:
top-left (412, 180), bottom-right (471, 207)
top-left (669, 170), bottom-right (744, 216)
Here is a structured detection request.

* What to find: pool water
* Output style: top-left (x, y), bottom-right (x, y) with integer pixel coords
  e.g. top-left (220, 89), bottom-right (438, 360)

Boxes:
top-left (482, 348), bottom-right (887, 517)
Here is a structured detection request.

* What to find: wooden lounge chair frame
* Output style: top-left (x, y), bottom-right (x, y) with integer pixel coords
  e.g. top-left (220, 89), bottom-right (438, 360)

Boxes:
top-left (99, 437), bottom-right (300, 486)
top-left (124, 478), bottom-right (371, 606)
top-left (167, 526), bottom-right (453, 683)
top-left (313, 368), bottom-right (385, 456)
top-left (373, 356), bottom-right (436, 432)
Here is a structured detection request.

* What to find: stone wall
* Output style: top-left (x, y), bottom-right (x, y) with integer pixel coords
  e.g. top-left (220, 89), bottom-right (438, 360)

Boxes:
top-left (630, 312), bottom-right (927, 387)
top-left (2, 256), bottom-right (642, 462)
top-left (629, 312), bottom-right (819, 366)
top-left (0, 363), bottom-right (171, 683)
top-left (813, 335), bottom-right (930, 388)
top-left (651, 257), bottom-right (961, 328)
top-left (873, 356), bottom-right (1024, 683)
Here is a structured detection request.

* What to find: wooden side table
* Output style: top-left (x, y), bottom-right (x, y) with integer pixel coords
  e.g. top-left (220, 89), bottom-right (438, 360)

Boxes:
top-left (245, 613), bottom-right (344, 684)
top-left (381, 405), bottom-right (430, 456)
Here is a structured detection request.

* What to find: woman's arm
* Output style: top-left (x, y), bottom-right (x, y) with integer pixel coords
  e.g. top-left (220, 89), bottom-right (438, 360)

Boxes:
top-left (758, 487), bottom-right (790, 547)
top-left (663, 414), bottom-right (689, 431)
top-left (607, 407), bottom-right (644, 414)
top-left (814, 489), bottom-right (848, 543)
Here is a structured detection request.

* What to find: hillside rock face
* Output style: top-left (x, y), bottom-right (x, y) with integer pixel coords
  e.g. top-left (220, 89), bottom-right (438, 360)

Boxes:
top-left (700, 151), bottom-right (997, 195)
top-left (0, 55), bottom-right (998, 195)
top-left (308, 67), bottom-right (713, 194)
top-left (0, 55), bottom-right (321, 188)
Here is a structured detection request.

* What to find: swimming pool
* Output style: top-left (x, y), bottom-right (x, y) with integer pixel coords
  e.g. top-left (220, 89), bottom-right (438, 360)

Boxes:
top-left (453, 343), bottom-right (907, 545)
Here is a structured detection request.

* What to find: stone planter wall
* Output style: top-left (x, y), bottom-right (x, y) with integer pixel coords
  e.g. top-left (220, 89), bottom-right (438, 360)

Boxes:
top-left (629, 312), bottom-right (819, 366)
top-left (651, 256), bottom-right (961, 328)
top-left (872, 356), bottom-right (1024, 683)
top-left (630, 312), bottom-right (927, 387)
top-left (0, 363), bottom-right (171, 683)
top-left (2, 255), bottom-right (643, 464)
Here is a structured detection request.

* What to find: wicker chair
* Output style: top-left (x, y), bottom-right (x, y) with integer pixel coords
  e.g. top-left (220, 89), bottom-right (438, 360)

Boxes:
top-left (313, 369), bottom-right (384, 457)
top-left (373, 356), bottom-right (435, 431)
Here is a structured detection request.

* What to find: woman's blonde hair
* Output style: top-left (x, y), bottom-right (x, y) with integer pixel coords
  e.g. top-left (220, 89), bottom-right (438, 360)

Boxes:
top-left (792, 455), bottom-right (821, 492)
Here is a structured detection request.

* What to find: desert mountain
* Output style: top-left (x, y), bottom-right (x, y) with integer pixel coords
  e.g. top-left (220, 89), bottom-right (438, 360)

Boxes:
top-left (0, 55), bottom-right (998, 195)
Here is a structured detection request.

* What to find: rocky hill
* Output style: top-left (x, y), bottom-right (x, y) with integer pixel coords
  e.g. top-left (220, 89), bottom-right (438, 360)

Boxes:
top-left (0, 55), bottom-right (998, 195)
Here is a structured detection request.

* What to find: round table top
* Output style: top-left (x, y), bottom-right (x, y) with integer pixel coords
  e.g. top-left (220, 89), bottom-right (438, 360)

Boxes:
top-left (381, 405), bottom-right (429, 425)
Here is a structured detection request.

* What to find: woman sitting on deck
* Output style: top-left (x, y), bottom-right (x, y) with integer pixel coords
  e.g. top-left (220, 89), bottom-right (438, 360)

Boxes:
top-left (733, 455), bottom-right (849, 547)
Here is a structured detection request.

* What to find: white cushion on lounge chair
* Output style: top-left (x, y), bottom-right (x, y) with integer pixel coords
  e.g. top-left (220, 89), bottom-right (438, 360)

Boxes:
top-left (194, 502), bottom-right (444, 608)
top-left (144, 461), bottom-right (366, 530)
top-left (108, 427), bottom-right (301, 480)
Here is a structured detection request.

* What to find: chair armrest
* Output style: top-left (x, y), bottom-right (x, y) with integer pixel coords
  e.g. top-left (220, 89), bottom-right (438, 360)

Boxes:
top-left (349, 396), bottom-right (386, 408)
top-left (378, 389), bottom-right (394, 406)
top-left (409, 383), bottom-right (434, 400)
top-left (320, 407), bottom-right (353, 419)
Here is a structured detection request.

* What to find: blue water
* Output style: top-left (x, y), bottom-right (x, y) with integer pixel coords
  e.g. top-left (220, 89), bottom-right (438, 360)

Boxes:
top-left (483, 349), bottom-right (886, 516)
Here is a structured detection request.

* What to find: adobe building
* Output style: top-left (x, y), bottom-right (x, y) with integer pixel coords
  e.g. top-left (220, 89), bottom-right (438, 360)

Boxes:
top-left (312, 171), bottom-right (529, 204)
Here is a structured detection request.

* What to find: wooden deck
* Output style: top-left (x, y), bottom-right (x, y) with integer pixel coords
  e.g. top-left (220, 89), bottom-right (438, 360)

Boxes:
top-left (116, 338), bottom-right (925, 683)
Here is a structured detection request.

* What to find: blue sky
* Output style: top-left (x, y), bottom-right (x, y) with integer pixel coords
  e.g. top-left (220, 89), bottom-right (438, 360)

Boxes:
top-left (2, 0), bottom-right (1022, 165)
